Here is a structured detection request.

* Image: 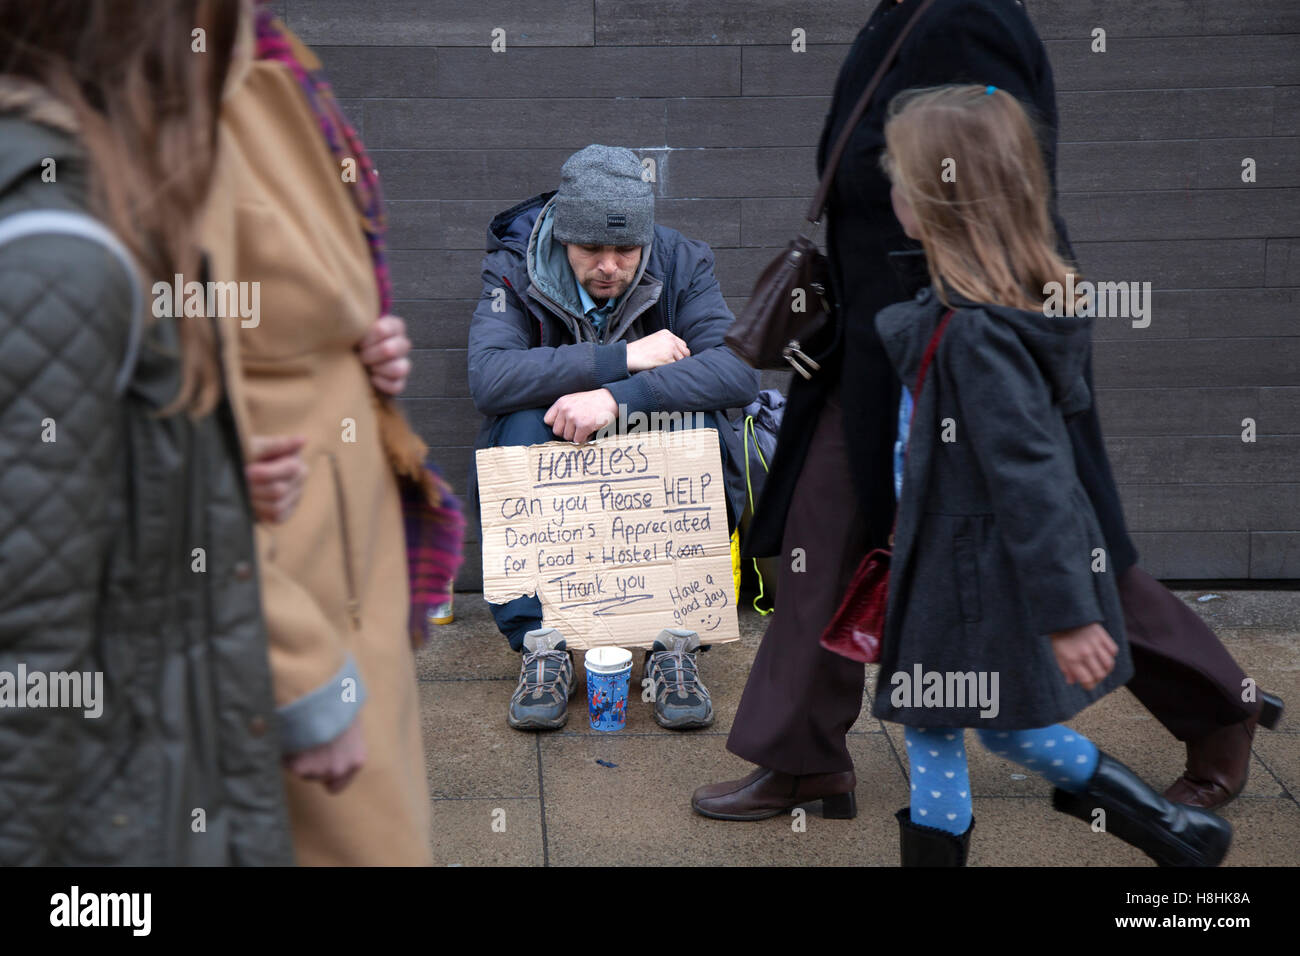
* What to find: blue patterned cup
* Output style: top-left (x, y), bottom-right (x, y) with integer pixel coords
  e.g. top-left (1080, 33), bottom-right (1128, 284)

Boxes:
top-left (584, 647), bottom-right (633, 732)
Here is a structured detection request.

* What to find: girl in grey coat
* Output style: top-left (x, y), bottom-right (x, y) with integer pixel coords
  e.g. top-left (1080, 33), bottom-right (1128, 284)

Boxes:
top-left (872, 85), bottom-right (1230, 867)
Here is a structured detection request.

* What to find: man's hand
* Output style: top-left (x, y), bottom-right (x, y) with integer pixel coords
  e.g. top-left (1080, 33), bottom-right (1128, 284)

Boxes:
top-left (284, 719), bottom-right (367, 794)
top-left (626, 329), bottom-right (690, 373)
top-left (357, 314), bottom-right (412, 395)
top-left (1051, 622), bottom-right (1118, 691)
top-left (246, 435), bottom-right (308, 524)
top-left (544, 389), bottom-right (619, 443)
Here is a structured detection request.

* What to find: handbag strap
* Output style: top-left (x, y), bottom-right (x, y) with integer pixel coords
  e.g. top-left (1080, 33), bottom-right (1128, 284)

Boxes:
top-left (804, 0), bottom-right (939, 227)
top-left (914, 307), bottom-right (954, 396)
top-left (887, 307), bottom-right (954, 544)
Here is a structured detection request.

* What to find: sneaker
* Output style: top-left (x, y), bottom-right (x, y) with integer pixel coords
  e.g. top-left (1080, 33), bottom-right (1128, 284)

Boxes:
top-left (508, 628), bottom-right (575, 731)
top-left (645, 628), bottom-right (713, 730)
top-left (427, 594), bottom-right (454, 627)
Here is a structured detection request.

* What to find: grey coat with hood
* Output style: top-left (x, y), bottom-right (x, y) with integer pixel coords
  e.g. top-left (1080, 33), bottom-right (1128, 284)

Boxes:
top-left (0, 111), bottom-right (293, 865)
top-left (870, 288), bottom-right (1133, 729)
top-left (467, 191), bottom-right (759, 522)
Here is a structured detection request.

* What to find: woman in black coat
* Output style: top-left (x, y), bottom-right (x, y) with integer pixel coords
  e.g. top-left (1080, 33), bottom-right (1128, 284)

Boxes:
top-left (691, 0), bottom-right (1282, 826)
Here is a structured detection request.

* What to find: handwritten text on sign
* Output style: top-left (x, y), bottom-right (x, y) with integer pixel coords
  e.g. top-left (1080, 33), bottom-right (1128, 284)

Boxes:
top-left (476, 428), bottom-right (738, 649)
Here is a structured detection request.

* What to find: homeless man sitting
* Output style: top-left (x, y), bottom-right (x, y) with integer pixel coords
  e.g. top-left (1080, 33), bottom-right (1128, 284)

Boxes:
top-left (467, 144), bottom-right (759, 732)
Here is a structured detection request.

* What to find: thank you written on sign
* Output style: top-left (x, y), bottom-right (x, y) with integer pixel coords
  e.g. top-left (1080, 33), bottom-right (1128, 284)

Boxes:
top-left (476, 428), bottom-right (739, 650)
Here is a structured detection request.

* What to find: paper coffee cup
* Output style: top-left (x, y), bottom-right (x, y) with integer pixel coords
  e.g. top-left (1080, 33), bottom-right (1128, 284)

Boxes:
top-left (584, 647), bottom-right (632, 732)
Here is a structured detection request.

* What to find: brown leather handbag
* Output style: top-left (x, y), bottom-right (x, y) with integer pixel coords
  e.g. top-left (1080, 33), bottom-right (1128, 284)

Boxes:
top-left (723, 0), bottom-right (938, 379)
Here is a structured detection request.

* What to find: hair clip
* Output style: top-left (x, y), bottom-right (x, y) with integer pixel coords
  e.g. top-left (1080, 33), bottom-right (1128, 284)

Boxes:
top-left (985, 85), bottom-right (998, 95)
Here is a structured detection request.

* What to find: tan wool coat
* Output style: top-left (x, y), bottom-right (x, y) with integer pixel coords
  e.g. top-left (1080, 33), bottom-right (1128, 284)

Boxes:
top-left (203, 19), bottom-right (431, 866)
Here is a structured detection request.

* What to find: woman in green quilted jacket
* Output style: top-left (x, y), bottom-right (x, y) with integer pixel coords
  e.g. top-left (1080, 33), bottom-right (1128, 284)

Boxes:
top-left (0, 1), bottom-right (295, 865)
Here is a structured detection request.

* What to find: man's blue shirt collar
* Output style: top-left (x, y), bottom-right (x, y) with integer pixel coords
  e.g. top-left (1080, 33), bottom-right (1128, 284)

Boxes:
top-left (577, 277), bottom-right (621, 331)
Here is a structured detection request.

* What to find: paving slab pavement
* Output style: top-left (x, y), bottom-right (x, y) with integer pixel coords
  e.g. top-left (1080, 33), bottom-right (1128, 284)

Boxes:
top-left (416, 589), bottom-right (1299, 866)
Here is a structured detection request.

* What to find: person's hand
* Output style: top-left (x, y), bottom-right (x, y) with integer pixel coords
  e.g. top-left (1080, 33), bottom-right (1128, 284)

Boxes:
top-left (245, 435), bottom-right (308, 524)
top-left (544, 389), bottom-right (619, 443)
top-left (357, 314), bottom-right (412, 395)
top-left (1051, 622), bottom-right (1118, 690)
top-left (626, 329), bottom-right (690, 373)
top-left (283, 719), bottom-right (367, 794)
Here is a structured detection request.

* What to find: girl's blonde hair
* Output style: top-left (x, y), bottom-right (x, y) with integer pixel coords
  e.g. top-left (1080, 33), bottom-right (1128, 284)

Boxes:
top-left (882, 84), bottom-right (1079, 312)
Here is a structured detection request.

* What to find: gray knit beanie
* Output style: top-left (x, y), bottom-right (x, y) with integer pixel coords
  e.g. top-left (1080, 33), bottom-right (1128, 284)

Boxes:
top-left (552, 144), bottom-right (654, 247)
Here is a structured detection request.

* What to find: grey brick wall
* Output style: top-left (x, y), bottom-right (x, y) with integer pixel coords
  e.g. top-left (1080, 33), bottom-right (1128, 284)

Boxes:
top-left (273, 0), bottom-right (1300, 585)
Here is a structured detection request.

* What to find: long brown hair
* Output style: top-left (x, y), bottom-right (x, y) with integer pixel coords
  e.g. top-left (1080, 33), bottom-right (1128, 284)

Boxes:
top-left (881, 84), bottom-right (1079, 312)
top-left (0, 0), bottom-right (240, 416)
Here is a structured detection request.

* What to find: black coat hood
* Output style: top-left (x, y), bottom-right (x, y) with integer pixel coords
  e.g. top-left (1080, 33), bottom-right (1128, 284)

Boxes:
top-left (877, 286), bottom-right (1093, 416)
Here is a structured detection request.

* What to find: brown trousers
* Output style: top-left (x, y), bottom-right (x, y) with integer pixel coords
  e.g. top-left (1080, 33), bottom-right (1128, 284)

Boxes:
top-left (727, 400), bottom-right (1259, 776)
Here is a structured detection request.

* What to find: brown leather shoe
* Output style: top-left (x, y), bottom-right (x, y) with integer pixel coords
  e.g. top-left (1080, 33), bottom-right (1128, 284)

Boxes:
top-left (691, 767), bottom-right (857, 821)
top-left (1164, 692), bottom-right (1284, 809)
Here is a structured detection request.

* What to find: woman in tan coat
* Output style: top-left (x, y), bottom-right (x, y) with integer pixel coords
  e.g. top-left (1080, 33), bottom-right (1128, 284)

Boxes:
top-left (203, 1), bottom-right (435, 865)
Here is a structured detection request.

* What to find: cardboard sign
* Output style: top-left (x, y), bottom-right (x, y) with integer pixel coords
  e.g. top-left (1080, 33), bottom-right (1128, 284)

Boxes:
top-left (477, 428), bottom-right (739, 649)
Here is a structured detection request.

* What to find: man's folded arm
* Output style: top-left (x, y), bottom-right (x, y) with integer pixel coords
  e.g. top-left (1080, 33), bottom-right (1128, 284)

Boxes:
top-left (467, 261), bottom-right (628, 416)
top-left (605, 240), bottom-right (759, 415)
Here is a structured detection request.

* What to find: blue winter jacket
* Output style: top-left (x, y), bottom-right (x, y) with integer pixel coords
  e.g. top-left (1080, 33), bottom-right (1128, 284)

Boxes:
top-left (467, 190), bottom-right (759, 520)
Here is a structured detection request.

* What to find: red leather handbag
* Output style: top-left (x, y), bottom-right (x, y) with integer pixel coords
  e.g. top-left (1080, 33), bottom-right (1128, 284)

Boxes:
top-left (819, 309), bottom-right (954, 663)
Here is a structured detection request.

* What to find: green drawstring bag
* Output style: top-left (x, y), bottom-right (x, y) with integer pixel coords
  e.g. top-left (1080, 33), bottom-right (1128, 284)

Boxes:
top-left (742, 415), bottom-right (774, 615)
top-left (730, 528), bottom-right (742, 603)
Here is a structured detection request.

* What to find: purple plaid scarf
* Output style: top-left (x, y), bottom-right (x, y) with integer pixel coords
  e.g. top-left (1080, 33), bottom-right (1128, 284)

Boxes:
top-left (255, 4), bottom-right (464, 645)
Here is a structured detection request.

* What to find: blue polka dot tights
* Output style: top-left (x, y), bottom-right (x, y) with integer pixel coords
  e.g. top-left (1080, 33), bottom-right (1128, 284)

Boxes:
top-left (904, 724), bottom-right (1100, 834)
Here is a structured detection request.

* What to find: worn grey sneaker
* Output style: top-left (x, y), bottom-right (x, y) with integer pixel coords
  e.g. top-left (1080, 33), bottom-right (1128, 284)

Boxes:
top-left (646, 628), bottom-right (713, 730)
top-left (508, 628), bottom-right (575, 731)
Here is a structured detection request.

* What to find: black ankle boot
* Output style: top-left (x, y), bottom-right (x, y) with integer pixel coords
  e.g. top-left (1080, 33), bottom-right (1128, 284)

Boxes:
top-left (1052, 752), bottom-right (1232, 867)
top-left (896, 807), bottom-right (973, 866)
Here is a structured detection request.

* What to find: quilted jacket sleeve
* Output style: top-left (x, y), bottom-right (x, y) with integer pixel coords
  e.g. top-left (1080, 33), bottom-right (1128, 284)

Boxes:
top-left (0, 232), bottom-right (133, 864)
